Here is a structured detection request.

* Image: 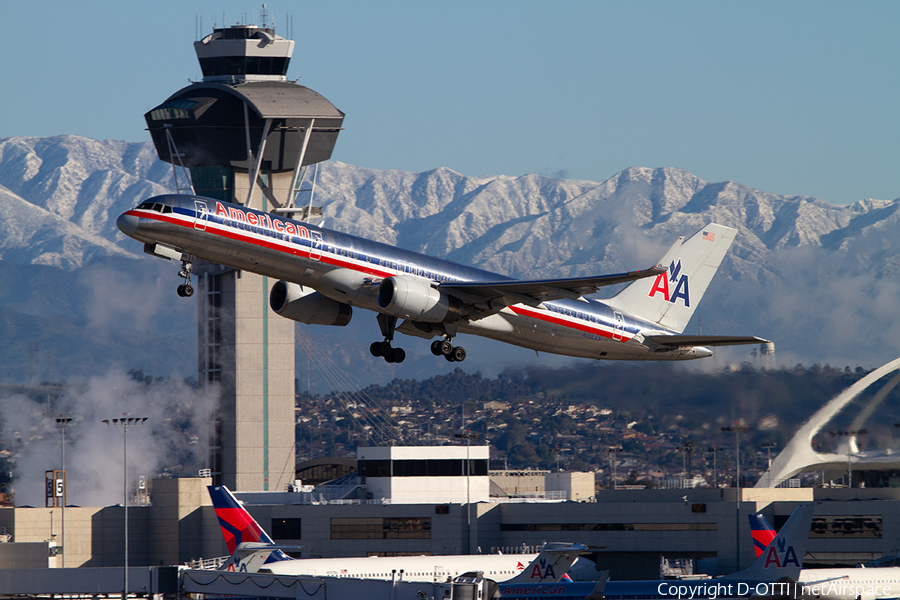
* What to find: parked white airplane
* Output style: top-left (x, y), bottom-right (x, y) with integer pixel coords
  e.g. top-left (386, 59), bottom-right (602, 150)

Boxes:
top-left (117, 195), bottom-right (767, 364)
top-left (750, 512), bottom-right (900, 600)
top-left (209, 485), bottom-right (585, 583)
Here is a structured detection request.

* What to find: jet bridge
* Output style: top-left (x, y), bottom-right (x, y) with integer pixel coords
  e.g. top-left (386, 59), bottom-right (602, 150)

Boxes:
top-left (181, 569), bottom-right (490, 600)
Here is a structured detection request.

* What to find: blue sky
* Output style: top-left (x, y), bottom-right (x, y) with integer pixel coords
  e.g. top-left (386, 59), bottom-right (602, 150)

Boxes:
top-left (4, 1), bottom-right (898, 205)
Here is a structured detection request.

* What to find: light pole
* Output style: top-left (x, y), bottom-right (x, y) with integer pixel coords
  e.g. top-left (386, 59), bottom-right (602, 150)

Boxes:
top-left (103, 415), bottom-right (148, 600)
top-left (607, 447), bottom-right (622, 489)
top-left (55, 417), bottom-right (73, 568)
top-left (761, 443), bottom-right (778, 469)
top-left (682, 440), bottom-right (695, 483)
top-left (722, 425), bottom-right (750, 571)
top-left (829, 429), bottom-right (868, 488)
top-left (707, 446), bottom-right (722, 488)
top-left (454, 430), bottom-right (479, 554)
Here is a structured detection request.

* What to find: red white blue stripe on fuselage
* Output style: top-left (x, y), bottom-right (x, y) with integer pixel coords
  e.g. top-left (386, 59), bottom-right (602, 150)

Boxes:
top-left (123, 195), bottom-right (679, 360)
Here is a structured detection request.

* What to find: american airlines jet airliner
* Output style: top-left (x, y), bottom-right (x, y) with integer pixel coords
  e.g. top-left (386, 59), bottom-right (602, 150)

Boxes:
top-left (116, 194), bottom-right (767, 364)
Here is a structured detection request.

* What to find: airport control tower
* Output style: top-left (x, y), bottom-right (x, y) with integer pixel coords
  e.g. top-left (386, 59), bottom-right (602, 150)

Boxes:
top-left (144, 10), bottom-right (344, 491)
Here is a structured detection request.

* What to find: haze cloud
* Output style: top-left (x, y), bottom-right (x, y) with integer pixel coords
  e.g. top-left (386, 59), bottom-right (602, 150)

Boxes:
top-left (0, 372), bottom-right (218, 507)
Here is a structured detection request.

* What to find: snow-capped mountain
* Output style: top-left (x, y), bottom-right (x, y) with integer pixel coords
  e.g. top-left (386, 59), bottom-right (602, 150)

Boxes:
top-left (0, 135), bottom-right (898, 384)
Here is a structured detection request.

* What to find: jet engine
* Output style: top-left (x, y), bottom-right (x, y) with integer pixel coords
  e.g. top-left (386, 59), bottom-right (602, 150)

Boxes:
top-left (376, 276), bottom-right (460, 322)
top-left (270, 281), bottom-right (352, 326)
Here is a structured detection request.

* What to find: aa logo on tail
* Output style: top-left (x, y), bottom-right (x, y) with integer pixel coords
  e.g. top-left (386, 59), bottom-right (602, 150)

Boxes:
top-left (527, 559), bottom-right (557, 581)
top-left (763, 538), bottom-right (800, 569)
top-left (647, 259), bottom-right (690, 307)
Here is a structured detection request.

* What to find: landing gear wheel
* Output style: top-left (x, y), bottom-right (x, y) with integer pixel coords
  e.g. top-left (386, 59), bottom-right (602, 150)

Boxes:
top-left (439, 340), bottom-right (454, 356)
top-left (370, 341), bottom-right (391, 357)
top-left (387, 348), bottom-right (406, 363)
top-left (177, 285), bottom-right (186, 297)
top-left (182, 284), bottom-right (194, 297)
top-left (431, 340), bottom-right (443, 356)
top-left (452, 346), bottom-right (466, 362)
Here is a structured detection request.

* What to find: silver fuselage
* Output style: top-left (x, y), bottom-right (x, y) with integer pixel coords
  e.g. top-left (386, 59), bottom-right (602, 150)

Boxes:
top-left (117, 194), bottom-right (711, 361)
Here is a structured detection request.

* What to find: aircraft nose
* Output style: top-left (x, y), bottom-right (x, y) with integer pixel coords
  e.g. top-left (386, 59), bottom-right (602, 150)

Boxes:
top-left (116, 212), bottom-right (139, 237)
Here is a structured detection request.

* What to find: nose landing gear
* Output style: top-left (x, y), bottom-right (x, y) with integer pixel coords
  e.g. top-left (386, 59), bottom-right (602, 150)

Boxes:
top-left (176, 258), bottom-right (194, 297)
top-left (431, 338), bottom-right (466, 362)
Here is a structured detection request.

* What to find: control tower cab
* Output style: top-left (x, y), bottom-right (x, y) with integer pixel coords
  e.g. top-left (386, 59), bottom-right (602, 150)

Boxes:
top-left (144, 18), bottom-right (343, 212)
top-left (195, 24), bottom-right (294, 84)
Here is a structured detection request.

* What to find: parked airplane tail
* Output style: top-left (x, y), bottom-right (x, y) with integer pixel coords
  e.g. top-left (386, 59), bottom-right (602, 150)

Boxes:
top-left (749, 513), bottom-right (778, 558)
top-left (218, 541), bottom-right (299, 573)
top-left (504, 542), bottom-right (589, 584)
top-left (208, 485), bottom-right (293, 565)
top-left (727, 504), bottom-right (814, 581)
top-left (605, 224), bottom-right (736, 333)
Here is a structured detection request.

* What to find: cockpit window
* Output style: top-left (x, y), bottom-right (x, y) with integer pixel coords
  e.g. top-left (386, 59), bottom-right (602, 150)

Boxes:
top-left (136, 201), bottom-right (172, 213)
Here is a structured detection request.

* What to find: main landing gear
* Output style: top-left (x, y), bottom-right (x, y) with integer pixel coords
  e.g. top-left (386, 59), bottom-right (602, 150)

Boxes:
top-left (176, 258), bottom-right (194, 297)
top-left (369, 315), bottom-right (467, 364)
top-left (371, 314), bottom-right (406, 363)
top-left (431, 337), bottom-right (466, 362)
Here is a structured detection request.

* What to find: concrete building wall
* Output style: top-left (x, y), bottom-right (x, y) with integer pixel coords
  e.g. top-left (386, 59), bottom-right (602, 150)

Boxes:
top-left (209, 270), bottom-right (296, 492)
top-left (545, 472), bottom-right (595, 501)
top-left (490, 471), bottom-right (548, 497)
top-left (149, 477), bottom-right (220, 566)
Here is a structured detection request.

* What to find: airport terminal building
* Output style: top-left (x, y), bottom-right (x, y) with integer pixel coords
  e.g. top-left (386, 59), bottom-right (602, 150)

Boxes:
top-left (3, 451), bottom-right (900, 579)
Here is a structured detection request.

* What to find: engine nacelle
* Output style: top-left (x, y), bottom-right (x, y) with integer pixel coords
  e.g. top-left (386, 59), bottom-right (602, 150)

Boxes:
top-left (377, 276), bottom-right (460, 323)
top-left (270, 281), bottom-right (352, 326)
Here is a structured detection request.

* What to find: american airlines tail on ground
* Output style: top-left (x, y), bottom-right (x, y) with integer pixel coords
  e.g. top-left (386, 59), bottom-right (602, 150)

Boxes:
top-left (117, 195), bottom-right (767, 366)
top-left (597, 504), bottom-right (815, 600)
top-left (208, 485), bottom-right (583, 583)
top-left (749, 512), bottom-right (900, 600)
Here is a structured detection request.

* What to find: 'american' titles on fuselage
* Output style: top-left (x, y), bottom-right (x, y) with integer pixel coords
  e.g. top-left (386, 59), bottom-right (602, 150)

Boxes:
top-left (117, 194), bottom-right (766, 364)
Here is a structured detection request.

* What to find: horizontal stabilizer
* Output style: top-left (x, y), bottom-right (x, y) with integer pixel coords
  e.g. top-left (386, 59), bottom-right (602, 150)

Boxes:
top-left (219, 542), bottom-right (300, 573)
top-left (644, 334), bottom-right (770, 348)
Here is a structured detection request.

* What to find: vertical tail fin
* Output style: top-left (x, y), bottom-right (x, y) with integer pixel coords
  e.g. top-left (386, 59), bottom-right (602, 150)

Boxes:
top-left (504, 542), bottom-right (587, 584)
top-left (605, 224), bottom-right (736, 333)
top-left (749, 513), bottom-right (778, 558)
top-left (208, 485), bottom-right (292, 563)
top-left (727, 504), bottom-right (814, 581)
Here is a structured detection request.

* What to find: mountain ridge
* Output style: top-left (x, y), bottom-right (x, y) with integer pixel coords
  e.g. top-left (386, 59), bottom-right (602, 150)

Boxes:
top-left (0, 135), bottom-right (897, 384)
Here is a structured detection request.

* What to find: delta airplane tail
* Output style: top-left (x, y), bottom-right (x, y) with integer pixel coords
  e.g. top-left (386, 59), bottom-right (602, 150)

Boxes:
top-left (504, 542), bottom-right (589, 584)
top-left (605, 223), bottom-right (736, 334)
top-left (208, 485), bottom-right (293, 568)
top-left (749, 513), bottom-right (778, 558)
top-left (727, 503), bottom-right (814, 582)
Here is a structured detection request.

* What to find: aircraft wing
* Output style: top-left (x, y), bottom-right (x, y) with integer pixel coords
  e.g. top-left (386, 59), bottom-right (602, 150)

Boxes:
top-left (438, 237), bottom-right (683, 310)
top-left (644, 334), bottom-right (771, 347)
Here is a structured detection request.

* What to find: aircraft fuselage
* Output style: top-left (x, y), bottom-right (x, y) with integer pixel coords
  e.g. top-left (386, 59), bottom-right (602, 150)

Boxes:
top-left (117, 194), bottom-right (712, 362)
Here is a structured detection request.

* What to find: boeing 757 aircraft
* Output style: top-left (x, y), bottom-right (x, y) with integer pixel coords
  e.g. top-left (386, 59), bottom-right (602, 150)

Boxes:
top-left (116, 194), bottom-right (767, 364)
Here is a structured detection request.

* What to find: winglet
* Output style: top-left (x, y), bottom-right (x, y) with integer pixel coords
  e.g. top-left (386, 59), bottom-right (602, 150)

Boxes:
top-left (749, 513), bottom-right (778, 558)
